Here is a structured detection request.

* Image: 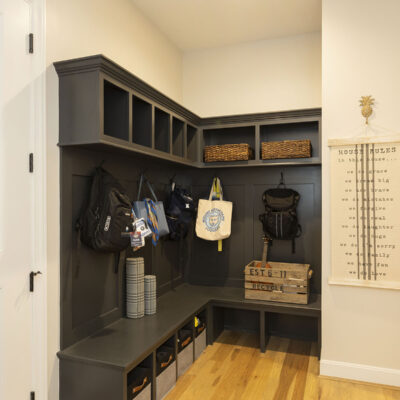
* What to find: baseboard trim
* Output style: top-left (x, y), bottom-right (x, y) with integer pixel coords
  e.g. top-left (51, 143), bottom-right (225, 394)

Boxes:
top-left (320, 359), bottom-right (400, 388)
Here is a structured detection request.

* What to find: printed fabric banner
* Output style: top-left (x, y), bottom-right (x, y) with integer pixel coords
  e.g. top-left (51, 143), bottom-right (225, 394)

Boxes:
top-left (329, 136), bottom-right (400, 289)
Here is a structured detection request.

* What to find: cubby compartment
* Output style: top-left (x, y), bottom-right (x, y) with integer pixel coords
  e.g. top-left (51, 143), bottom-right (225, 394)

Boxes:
top-left (156, 336), bottom-right (176, 400)
top-left (103, 80), bottom-right (129, 141)
top-left (194, 310), bottom-right (207, 360)
top-left (203, 125), bottom-right (256, 162)
top-left (172, 117), bottom-right (185, 157)
top-left (213, 307), bottom-right (260, 343)
top-left (132, 95), bottom-right (152, 148)
top-left (186, 125), bottom-right (197, 161)
top-left (260, 121), bottom-right (320, 161)
top-left (154, 107), bottom-right (170, 153)
top-left (266, 313), bottom-right (318, 342)
top-left (203, 126), bottom-right (255, 148)
top-left (126, 355), bottom-right (152, 400)
top-left (177, 322), bottom-right (194, 377)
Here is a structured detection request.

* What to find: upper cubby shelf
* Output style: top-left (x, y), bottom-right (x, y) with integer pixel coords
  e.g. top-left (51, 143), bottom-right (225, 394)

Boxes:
top-left (54, 54), bottom-right (321, 169)
top-left (132, 94), bottom-right (152, 148)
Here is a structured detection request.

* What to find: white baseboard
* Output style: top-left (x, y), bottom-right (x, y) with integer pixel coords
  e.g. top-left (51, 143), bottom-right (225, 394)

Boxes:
top-left (320, 359), bottom-right (400, 387)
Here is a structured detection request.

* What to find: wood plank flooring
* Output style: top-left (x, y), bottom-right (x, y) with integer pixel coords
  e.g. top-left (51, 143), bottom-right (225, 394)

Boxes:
top-left (165, 331), bottom-right (400, 400)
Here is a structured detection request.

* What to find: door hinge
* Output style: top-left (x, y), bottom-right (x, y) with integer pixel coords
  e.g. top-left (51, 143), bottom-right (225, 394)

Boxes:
top-left (30, 271), bottom-right (42, 292)
top-left (29, 33), bottom-right (34, 54)
top-left (30, 391), bottom-right (35, 400)
top-left (29, 153), bottom-right (34, 173)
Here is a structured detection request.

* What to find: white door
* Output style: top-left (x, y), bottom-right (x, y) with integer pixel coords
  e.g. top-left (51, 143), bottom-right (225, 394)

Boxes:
top-left (0, 0), bottom-right (46, 399)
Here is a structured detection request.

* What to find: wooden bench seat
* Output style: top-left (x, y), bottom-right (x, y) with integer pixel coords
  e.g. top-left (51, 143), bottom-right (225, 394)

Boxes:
top-left (58, 284), bottom-right (321, 371)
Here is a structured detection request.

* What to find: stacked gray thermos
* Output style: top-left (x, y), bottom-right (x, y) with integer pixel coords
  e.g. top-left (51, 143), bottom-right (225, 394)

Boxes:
top-left (126, 257), bottom-right (144, 318)
top-left (144, 275), bottom-right (156, 315)
top-left (126, 257), bottom-right (156, 318)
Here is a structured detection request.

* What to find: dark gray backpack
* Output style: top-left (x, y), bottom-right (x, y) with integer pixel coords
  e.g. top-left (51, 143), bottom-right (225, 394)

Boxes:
top-left (259, 187), bottom-right (302, 253)
top-left (76, 167), bottom-right (134, 272)
top-left (78, 167), bottom-right (133, 253)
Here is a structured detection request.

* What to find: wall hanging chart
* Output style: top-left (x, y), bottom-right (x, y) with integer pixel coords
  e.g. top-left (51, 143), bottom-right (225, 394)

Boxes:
top-left (329, 97), bottom-right (400, 289)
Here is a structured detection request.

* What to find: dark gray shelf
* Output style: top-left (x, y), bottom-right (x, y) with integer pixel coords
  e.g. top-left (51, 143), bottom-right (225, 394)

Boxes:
top-left (54, 55), bottom-right (322, 170)
top-left (58, 284), bottom-right (321, 371)
top-left (202, 157), bottom-right (321, 168)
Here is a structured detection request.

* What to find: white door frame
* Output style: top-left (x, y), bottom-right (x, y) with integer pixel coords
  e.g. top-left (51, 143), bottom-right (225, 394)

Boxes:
top-left (0, 0), bottom-right (47, 398)
top-left (29, 0), bottom-right (47, 398)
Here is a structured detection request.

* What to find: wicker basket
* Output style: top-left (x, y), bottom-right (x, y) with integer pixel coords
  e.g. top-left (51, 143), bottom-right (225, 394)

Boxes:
top-left (204, 143), bottom-right (253, 162)
top-left (261, 140), bottom-right (311, 160)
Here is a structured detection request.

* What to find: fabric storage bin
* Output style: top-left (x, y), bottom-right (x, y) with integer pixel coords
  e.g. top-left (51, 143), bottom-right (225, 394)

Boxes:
top-left (156, 345), bottom-right (175, 375)
top-left (133, 384), bottom-right (151, 400)
top-left (156, 360), bottom-right (176, 400)
top-left (194, 320), bottom-right (207, 360)
top-left (177, 342), bottom-right (193, 377)
top-left (177, 328), bottom-right (192, 352)
top-left (127, 366), bottom-right (151, 400)
top-left (194, 330), bottom-right (206, 360)
top-left (195, 319), bottom-right (206, 337)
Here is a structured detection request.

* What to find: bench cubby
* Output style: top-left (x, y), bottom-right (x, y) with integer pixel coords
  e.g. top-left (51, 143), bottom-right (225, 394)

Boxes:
top-left (177, 321), bottom-right (194, 377)
top-left (127, 355), bottom-right (152, 400)
top-left (194, 310), bottom-right (207, 360)
top-left (156, 336), bottom-right (176, 400)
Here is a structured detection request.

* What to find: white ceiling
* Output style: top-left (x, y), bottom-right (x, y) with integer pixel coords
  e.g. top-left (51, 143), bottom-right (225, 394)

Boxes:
top-left (132, 0), bottom-right (321, 51)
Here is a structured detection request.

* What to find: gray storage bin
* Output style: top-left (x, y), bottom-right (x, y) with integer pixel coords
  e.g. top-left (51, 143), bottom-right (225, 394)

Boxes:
top-left (177, 342), bottom-right (193, 377)
top-left (156, 360), bottom-right (176, 400)
top-left (194, 329), bottom-right (207, 360)
top-left (134, 384), bottom-right (151, 400)
top-left (127, 365), bottom-right (151, 400)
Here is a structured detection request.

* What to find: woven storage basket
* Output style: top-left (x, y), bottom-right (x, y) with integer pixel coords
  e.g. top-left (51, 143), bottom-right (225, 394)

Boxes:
top-left (261, 140), bottom-right (311, 160)
top-left (204, 143), bottom-right (253, 162)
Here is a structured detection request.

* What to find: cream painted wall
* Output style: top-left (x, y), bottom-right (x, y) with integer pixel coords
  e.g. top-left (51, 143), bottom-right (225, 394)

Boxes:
top-left (45, 1), bottom-right (183, 398)
top-left (182, 32), bottom-right (321, 117)
top-left (321, 0), bottom-right (400, 386)
top-left (46, 0), bottom-right (183, 102)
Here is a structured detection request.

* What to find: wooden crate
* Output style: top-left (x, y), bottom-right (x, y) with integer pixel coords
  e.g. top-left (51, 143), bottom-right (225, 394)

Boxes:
top-left (244, 261), bottom-right (311, 304)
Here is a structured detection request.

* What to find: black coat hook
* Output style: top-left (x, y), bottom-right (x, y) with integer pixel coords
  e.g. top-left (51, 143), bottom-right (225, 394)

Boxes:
top-left (278, 172), bottom-right (286, 188)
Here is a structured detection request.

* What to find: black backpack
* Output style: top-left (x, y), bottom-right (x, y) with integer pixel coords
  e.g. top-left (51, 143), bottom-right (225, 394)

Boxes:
top-left (77, 167), bottom-right (133, 258)
top-left (165, 183), bottom-right (195, 241)
top-left (259, 187), bottom-right (302, 253)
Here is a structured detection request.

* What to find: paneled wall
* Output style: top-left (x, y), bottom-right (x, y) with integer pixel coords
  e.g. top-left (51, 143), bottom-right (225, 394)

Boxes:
top-left (189, 166), bottom-right (321, 293)
top-left (60, 147), bottom-right (321, 349)
top-left (60, 147), bottom-right (194, 349)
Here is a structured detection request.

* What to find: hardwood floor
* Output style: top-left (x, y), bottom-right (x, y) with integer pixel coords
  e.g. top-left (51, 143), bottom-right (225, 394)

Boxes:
top-left (165, 331), bottom-right (400, 400)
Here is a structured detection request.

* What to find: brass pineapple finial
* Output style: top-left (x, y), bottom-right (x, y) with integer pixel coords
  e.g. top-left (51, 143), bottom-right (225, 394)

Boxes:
top-left (359, 95), bottom-right (375, 125)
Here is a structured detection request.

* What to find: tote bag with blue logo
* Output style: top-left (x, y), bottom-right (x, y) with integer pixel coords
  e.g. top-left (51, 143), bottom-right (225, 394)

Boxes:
top-left (195, 177), bottom-right (232, 241)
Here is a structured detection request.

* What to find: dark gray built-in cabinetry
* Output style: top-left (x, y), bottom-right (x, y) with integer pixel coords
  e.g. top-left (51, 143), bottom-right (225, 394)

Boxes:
top-left (55, 55), bottom-right (322, 400)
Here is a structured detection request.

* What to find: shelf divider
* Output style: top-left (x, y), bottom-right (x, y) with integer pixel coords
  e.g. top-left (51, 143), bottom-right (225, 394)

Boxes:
top-left (255, 124), bottom-right (260, 161)
top-left (183, 123), bottom-right (188, 159)
top-left (151, 105), bottom-right (155, 149)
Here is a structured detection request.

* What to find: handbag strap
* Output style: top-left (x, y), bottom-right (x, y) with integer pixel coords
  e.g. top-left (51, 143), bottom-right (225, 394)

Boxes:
top-left (146, 180), bottom-right (158, 202)
top-left (208, 177), bottom-right (223, 201)
top-left (137, 174), bottom-right (145, 201)
top-left (137, 174), bottom-right (158, 202)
